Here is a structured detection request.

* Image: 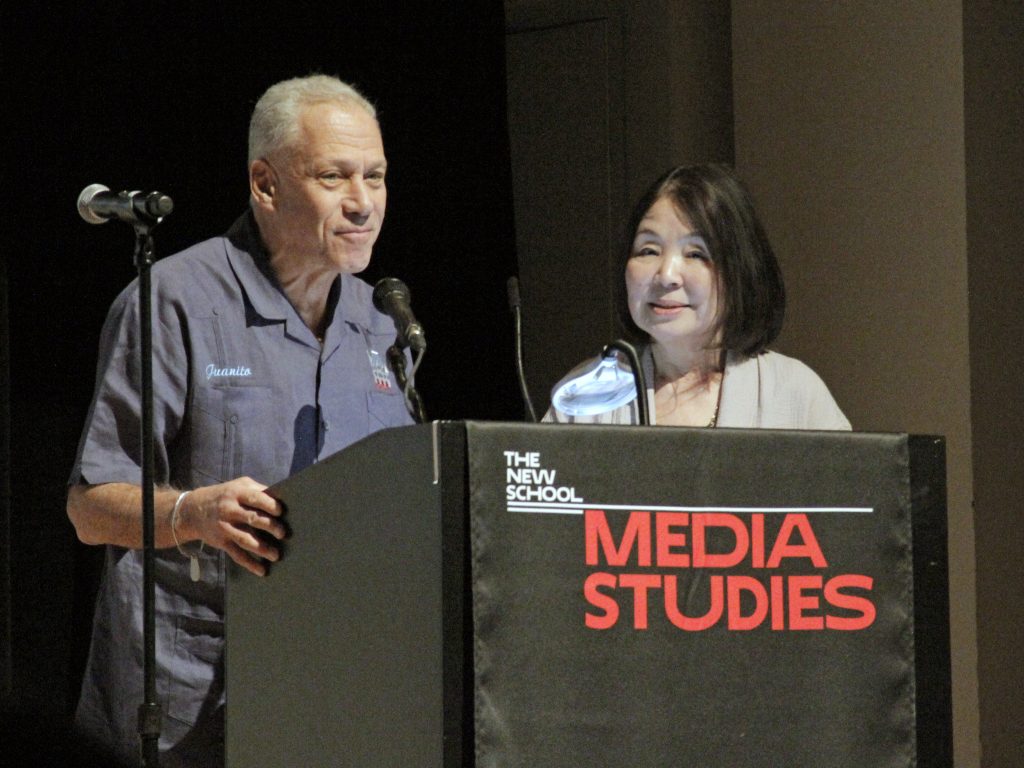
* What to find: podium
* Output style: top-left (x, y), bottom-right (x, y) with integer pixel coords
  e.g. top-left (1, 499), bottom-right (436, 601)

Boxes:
top-left (226, 422), bottom-right (951, 767)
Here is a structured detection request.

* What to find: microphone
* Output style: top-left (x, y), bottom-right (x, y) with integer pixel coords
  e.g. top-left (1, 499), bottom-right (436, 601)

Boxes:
top-left (372, 277), bottom-right (427, 353)
top-left (77, 184), bottom-right (174, 225)
top-left (506, 274), bottom-right (522, 313)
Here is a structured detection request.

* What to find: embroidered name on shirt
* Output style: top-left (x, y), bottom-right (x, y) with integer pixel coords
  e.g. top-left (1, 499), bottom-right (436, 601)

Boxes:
top-left (206, 364), bottom-right (253, 380)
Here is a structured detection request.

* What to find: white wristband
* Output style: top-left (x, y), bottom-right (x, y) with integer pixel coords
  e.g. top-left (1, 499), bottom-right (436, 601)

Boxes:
top-left (170, 490), bottom-right (204, 582)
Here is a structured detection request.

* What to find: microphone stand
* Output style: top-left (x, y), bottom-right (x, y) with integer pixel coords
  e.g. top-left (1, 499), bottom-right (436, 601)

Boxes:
top-left (132, 221), bottom-right (162, 768)
top-left (505, 276), bottom-right (537, 422)
top-left (386, 344), bottom-right (427, 424)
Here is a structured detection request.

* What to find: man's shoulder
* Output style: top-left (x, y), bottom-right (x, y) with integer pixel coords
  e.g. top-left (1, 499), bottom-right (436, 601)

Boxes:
top-left (338, 273), bottom-right (396, 335)
top-left (152, 233), bottom-right (234, 282)
top-left (147, 228), bottom-right (258, 313)
top-left (100, 232), bottom-right (233, 321)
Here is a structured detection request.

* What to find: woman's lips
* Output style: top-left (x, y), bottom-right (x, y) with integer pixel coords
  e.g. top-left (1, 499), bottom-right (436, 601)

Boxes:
top-left (649, 300), bottom-right (689, 316)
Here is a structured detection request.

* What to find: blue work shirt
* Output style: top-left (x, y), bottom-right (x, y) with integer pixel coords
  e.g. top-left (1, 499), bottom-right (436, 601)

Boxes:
top-left (70, 211), bottom-right (412, 767)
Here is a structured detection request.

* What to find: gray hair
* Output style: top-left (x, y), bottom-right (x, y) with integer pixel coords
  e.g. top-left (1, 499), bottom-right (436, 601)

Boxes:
top-left (248, 74), bottom-right (377, 164)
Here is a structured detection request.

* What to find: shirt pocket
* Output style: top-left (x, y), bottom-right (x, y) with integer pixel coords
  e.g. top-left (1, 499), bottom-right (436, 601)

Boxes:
top-left (190, 379), bottom-right (282, 483)
top-left (367, 386), bottom-right (412, 430)
top-left (161, 611), bottom-right (224, 727)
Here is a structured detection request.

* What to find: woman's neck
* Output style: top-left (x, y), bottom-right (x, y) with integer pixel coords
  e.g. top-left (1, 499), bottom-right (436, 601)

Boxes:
top-left (650, 341), bottom-right (723, 381)
top-left (650, 342), bottom-right (725, 427)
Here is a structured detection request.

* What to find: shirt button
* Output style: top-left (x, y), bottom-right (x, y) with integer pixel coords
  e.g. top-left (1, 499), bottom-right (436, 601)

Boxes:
top-left (323, 421), bottom-right (331, 432)
top-left (229, 414), bottom-right (239, 424)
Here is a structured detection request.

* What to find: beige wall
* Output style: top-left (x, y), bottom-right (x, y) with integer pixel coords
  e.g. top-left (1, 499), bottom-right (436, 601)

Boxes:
top-left (506, 1), bottom-right (1024, 765)
top-left (731, 2), bottom-right (978, 764)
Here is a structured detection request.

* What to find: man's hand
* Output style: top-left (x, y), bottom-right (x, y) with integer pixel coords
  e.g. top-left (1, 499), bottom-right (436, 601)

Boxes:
top-left (67, 479), bottom-right (286, 577)
top-left (177, 477), bottom-right (286, 576)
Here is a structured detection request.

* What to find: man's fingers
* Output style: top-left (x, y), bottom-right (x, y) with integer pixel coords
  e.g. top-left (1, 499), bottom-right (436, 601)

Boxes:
top-left (234, 506), bottom-right (286, 541)
top-left (235, 525), bottom-right (280, 562)
top-left (227, 481), bottom-right (285, 538)
top-left (238, 488), bottom-right (283, 517)
top-left (224, 541), bottom-right (269, 577)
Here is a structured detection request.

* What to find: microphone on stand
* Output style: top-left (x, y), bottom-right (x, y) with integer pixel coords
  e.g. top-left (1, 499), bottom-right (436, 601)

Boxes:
top-left (77, 184), bottom-right (174, 225)
top-left (76, 180), bottom-right (173, 765)
top-left (372, 277), bottom-right (426, 353)
top-left (373, 277), bottom-right (428, 423)
top-left (506, 276), bottom-right (538, 422)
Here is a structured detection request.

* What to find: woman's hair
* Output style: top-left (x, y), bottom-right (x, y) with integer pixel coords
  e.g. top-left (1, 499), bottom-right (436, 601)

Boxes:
top-left (617, 163), bottom-right (785, 356)
top-left (248, 74), bottom-right (377, 165)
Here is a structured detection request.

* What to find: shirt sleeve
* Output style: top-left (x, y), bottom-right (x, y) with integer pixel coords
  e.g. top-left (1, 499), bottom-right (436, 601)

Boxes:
top-left (69, 278), bottom-right (189, 487)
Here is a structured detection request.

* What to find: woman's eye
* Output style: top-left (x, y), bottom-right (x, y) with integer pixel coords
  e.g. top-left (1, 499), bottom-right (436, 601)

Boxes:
top-left (634, 246), bottom-right (659, 258)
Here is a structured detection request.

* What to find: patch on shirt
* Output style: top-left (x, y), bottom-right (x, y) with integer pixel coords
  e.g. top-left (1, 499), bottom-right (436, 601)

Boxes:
top-left (367, 348), bottom-right (393, 391)
top-left (206, 363), bottom-right (253, 380)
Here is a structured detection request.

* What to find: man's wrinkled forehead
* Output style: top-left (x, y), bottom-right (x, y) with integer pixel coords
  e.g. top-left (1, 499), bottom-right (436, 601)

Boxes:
top-left (280, 100), bottom-right (383, 159)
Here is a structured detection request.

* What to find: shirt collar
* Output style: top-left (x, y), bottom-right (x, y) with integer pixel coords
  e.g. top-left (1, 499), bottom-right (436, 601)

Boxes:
top-left (225, 210), bottom-right (292, 322)
top-left (223, 210), bottom-right (379, 340)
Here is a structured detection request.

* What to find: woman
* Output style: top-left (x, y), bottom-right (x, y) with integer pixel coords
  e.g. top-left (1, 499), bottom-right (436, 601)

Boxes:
top-left (545, 163), bottom-right (850, 429)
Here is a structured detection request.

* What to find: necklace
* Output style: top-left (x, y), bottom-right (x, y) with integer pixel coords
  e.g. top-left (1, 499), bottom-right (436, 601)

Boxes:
top-left (707, 400), bottom-right (719, 428)
top-left (706, 349), bottom-right (726, 428)
top-left (649, 347), bottom-right (725, 428)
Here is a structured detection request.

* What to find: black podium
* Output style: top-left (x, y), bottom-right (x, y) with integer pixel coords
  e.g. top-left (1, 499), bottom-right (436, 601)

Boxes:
top-left (225, 422), bottom-right (951, 767)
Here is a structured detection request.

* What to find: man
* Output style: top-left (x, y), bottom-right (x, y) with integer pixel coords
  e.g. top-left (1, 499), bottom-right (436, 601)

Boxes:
top-left (67, 75), bottom-right (412, 766)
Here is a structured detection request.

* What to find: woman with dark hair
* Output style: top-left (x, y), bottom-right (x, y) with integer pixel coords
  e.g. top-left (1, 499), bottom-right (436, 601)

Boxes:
top-left (544, 163), bottom-right (849, 429)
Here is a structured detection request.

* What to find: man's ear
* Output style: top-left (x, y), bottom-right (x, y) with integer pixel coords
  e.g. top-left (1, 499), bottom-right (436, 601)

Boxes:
top-left (249, 160), bottom-right (276, 209)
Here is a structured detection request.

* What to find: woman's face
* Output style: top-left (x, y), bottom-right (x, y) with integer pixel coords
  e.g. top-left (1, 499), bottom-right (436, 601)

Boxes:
top-left (625, 196), bottom-right (720, 350)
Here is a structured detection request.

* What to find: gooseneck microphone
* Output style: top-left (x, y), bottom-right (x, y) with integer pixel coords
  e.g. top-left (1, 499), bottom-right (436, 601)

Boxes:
top-left (372, 277), bottom-right (427, 353)
top-left (77, 184), bottom-right (174, 225)
top-left (506, 276), bottom-right (538, 422)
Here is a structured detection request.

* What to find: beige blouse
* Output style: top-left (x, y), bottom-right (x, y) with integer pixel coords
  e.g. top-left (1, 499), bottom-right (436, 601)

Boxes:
top-left (544, 347), bottom-right (851, 431)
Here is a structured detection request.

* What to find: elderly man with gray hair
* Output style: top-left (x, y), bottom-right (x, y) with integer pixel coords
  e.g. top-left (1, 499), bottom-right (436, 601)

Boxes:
top-left (67, 74), bottom-right (412, 766)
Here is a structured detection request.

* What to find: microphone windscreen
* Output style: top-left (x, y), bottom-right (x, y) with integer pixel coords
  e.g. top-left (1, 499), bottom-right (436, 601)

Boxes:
top-left (372, 277), bottom-right (410, 313)
top-left (77, 183), bottom-right (111, 225)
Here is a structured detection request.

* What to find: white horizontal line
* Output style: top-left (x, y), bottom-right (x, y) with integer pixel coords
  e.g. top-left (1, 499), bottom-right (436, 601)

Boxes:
top-left (506, 503), bottom-right (873, 515)
top-left (505, 507), bottom-right (588, 515)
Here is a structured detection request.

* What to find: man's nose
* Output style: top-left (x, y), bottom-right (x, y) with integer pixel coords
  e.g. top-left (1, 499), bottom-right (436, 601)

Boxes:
top-left (343, 177), bottom-right (373, 216)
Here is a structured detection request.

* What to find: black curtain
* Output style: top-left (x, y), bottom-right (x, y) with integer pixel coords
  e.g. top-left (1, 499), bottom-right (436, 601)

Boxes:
top-left (1, 2), bottom-right (519, 761)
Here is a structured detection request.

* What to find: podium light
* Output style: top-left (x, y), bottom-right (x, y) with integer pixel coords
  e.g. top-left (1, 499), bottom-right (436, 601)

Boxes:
top-left (550, 353), bottom-right (639, 416)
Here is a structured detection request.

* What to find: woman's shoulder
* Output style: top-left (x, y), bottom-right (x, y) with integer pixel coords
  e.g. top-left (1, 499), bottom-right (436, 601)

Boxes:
top-left (742, 349), bottom-right (825, 383)
top-left (724, 350), bottom-right (851, 430)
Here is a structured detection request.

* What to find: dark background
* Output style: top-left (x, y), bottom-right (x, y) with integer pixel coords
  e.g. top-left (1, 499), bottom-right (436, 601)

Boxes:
top-left (1, 1), bottom-right (519, 761)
